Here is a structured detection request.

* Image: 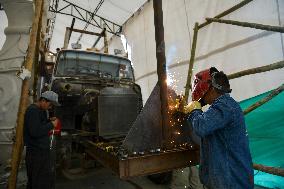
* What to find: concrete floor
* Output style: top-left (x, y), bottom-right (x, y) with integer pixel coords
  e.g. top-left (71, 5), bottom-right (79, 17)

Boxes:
top-left (0, 165), bottom-right (268, 189)
top-left (56, 167), bottom-right (169, 189)
top-left (55, 167), bottom-right (268, 189)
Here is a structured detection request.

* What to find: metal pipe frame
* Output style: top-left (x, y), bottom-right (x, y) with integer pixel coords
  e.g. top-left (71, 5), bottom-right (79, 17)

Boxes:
top-left (49, 0), bottom-right (122, 36)
top-left (76, 0), bottom-right (104, 44)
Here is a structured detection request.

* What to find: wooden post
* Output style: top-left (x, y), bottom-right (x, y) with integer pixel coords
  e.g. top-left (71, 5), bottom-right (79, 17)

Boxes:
top-left (153, 0), bottom-right (170, 147)
top-left (253, 163), bottom-right (284, 177)
top-left (8, 0), bottom-right (43, 188)
top-left (206, 18), bottom-right (284, 33)
top-left (228, 60), bottom-right (284, 80)
top-left (103, 27), bottom-right (108, 53)
top-left (198, 0), bottom-right (253, 29)
top-left (32, 6), bottom-right (44, 101)
top-left (243, 83), bottom-right (284, 115)
top-left (184, 22), bottom-right (199, 102)
top-left (92, 28), bottom-right (106, 48)
top-left (63, 27), bottom-right (71, 49)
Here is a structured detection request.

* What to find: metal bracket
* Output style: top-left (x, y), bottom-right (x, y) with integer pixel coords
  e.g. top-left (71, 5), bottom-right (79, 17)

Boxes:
top-left (16, 66), bottom-right (31, 80)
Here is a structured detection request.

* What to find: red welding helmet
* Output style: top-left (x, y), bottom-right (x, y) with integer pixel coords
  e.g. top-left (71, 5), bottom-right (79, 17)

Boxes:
top-left (192, 67), bottom-right (219, 101)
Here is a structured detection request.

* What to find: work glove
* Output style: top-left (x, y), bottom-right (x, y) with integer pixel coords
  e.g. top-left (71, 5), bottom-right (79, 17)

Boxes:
top-left (183, 101), bottom-right (201, 114)
top-left (49, 119), bottom-right (61, 136)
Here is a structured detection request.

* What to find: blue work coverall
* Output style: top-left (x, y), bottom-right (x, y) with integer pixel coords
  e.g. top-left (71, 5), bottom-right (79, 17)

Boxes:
top-left (187, 94), bottom-right (254, 189)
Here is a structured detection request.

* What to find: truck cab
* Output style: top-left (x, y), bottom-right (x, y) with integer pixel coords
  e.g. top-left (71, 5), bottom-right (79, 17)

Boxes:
top-left (51, 49), bottom-right (142, 139)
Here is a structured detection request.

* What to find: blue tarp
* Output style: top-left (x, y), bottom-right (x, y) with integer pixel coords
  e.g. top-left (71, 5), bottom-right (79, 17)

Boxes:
top-left (240, 90), bottom-right (284, 188)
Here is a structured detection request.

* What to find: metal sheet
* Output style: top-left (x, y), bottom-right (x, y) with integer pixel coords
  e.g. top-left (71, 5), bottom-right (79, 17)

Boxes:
top-left (122, 84), bottom-right (163, 152)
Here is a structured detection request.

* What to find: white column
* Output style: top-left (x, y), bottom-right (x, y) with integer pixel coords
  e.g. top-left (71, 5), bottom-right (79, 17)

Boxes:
top-left (0, 0), bottom-right (33, 167)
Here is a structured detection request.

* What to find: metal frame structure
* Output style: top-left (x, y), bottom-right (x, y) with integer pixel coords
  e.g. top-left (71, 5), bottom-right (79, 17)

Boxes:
top-left (83, 140), bottom-right (199, 179)
top-left (45, 0), bottom-right (58, 49)
top-left (184, 0), bottom-right (284, 177)
top-left (75, 0), bottom-right (104, 45)
top-left (49, 0), bottom-right (122, 36)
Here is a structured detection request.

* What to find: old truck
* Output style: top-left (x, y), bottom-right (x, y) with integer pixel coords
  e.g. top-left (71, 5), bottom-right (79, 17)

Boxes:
top-left (51, 49), bottom-right (142, 137)
top-left (49, 49), bottom-right (198, 180)
top-left (49, 49), bottom-right (142, 174)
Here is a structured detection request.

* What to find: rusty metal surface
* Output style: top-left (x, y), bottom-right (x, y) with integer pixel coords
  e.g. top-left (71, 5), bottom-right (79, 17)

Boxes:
top-left (153, 0), bottom-right (170, 148)
top-left (118, 148), bottom-right (199, 179)
top-left (122, 83), bottom-right (195, 152)
top-left (98, 87), bottom-right (140, 138)
top-left (85, 143), bottom-right (120, 174)
top-left (84, 140), bottom-right (199, 179)
top-left (122, 84), bottom-right (163, 152)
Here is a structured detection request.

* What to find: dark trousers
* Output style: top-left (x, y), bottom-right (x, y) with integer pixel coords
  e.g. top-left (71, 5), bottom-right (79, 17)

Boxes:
top-left (25, 148), bottom-right (55, 189)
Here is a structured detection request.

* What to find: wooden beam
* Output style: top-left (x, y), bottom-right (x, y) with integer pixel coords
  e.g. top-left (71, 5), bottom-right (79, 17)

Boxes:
top-left (198, 0), bottom-right (253, 29)
top-left (69, 27), bottom-right (103, 36)
top-left (206, 18), bottom-right (284, 33)
top-left (243, 83), bottom-right (284, 115)
top-left (153, 0), bottom-right (170, 147)
top-left (228, 60), bottom-right (284, 80)
top-left (184, 23), bottom-right (199, 102)
top-left (8, 0), bottom-right (43, 188)
top-left (253, 163), bottom-right (284, 177)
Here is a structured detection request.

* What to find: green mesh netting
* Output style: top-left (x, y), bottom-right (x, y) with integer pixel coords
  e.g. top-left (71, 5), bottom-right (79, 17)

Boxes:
top-left (240, 90), bottom-right (284, 188)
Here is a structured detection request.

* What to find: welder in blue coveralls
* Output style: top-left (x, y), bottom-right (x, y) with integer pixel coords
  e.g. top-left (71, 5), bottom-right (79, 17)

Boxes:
top-left (184, 67), bottom-right (254, 189)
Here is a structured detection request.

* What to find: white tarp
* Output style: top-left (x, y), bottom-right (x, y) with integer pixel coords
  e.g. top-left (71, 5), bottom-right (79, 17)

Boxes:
top-left (1, 1), bottom-right (283, 101)
top-left (0, 11), bottom-right (7, 49)
top-left (108, 0), bottom-right (284, 103)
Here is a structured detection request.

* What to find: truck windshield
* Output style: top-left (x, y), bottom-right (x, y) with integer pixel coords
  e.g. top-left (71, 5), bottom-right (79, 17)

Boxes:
top-left (55, 51), bottom-right (134, 81)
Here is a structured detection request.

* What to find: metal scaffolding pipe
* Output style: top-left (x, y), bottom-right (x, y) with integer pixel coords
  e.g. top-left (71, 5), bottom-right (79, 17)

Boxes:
top-left (243, 83), bottom-right (284, 115)
top-left (185, 22), bottom-right (199, 102)
top-left (153, 0), bottom-right (170, 147)
top-left (228, 60), bottom-right (284, 80)
top-left (198, 0), bottom-right (253, 29)
top-left (206, 18), bottom-right (284, 33)
top-left (8, 0), bottom-right (43, 188)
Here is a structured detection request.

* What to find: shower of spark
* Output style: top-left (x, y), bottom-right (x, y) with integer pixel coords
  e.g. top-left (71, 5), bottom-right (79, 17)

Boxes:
top-left (166, 70), bottom-right (184, 96)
